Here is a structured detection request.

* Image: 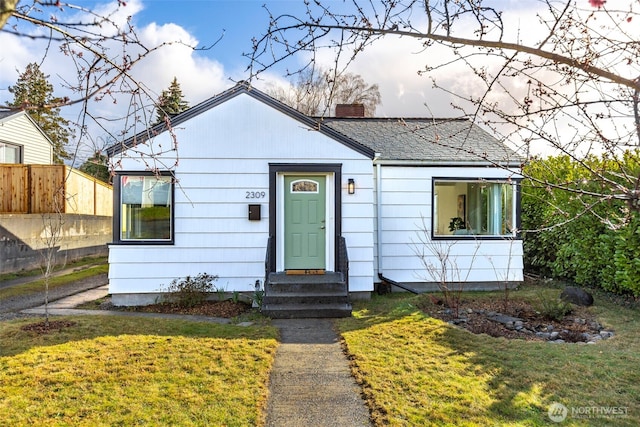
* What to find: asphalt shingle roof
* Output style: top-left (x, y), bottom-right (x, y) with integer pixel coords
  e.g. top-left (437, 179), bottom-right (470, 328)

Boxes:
top-left (107, 82), bottom-right (521, 165)
top-left (321, 117), bottom-right (522, 165)
top-left (0, 111), bottom-right (21, 121)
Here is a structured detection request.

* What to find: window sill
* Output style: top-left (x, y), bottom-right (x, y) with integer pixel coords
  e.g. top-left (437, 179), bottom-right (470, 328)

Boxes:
top-left (112, 240), bottom-right (175, 245)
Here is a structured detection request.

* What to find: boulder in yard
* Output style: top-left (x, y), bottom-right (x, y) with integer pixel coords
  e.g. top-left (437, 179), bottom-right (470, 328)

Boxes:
top-left (560, 286), bottom-right (594, 307)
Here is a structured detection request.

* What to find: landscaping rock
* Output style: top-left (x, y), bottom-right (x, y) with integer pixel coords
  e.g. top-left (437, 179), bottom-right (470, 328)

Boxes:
top-left (560, 286), bottom-right (594, 306)
top-left (600, 331), bottom-right (614, 339)
top-left (487, 313), bottom-right (523, 330)
top-left (420, 296), bottom-right (610, 344)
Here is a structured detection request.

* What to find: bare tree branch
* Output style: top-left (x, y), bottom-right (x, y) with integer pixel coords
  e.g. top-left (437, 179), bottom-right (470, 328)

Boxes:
top-left (246, 0), bottom-right (640, 216)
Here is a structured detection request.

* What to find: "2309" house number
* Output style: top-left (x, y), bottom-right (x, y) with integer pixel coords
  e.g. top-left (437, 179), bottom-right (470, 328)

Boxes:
top-left (246, 191), bottom-right (266, 199)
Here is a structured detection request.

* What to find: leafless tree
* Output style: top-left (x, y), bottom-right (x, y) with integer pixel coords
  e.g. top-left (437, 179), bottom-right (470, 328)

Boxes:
top-left (39, 187), bottom-right (65, 327)
top-left (1, 1), bottom-right (211, 323)
top-left (248, 0), bottom-right (640, 221)
top-left (411, 218), bottom-right (481, 318)
top-left (0, 1), bottom-right (216, 166)
top-left (266, 67), bottom-right (382, 116)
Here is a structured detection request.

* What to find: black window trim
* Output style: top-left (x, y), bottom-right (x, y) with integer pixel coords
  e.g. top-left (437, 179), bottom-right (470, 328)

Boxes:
top-left (112, 170), bottom-right (176, 245)
top-left (431, 176), bottom-right (522, 241)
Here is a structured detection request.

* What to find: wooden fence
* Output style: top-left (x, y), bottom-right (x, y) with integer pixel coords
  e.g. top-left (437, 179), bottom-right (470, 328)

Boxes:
top-left (0, 164), bottom-right (112, 215)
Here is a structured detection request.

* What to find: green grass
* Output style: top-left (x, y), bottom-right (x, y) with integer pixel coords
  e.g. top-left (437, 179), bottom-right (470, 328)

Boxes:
top-left (0, 264), bottom-right (108, 301)
top-left (3, 270), bottom-right (639, 426)
top-left (0, 263), bottom-right (108, 302)
top-left (336, 286), bottom-right (640, 426)
top-left (0, 316), bottom-right (279, 426)
top-left (0, 256), bottom-right (107, 283)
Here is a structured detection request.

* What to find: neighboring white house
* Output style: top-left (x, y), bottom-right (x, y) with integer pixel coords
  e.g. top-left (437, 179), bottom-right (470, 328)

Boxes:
top-left (0, 111), bottom-right (53, 164)
top-left (106, 82), bottom-right (523, 308)
top-left (0, 110), bottom-right (113, 275)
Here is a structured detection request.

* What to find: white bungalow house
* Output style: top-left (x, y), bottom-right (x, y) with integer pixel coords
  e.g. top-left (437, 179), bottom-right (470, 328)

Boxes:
top-left (106, 82), bottom-right (523, 317)
top-left (0, 111), bottom-right (54, 164)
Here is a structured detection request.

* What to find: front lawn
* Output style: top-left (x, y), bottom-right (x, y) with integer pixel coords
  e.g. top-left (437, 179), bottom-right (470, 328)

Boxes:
top-left (0, 263), bottom-right (108, 302)
top-left (0, 316), bottom-right (278, 426)
top-left (3, 281), bottom-right (638, 426)
top-left (336, 286), bottom-right (640, 426)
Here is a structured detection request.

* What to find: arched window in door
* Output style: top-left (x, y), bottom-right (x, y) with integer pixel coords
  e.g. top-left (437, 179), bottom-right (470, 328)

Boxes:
top-left (290, 179), bottom-right (319, 193)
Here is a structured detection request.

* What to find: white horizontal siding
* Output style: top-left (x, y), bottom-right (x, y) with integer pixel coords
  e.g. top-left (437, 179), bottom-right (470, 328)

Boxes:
top-left (114, 97), bottom-right (377, 170)
top-left (383, 267), bottom-right (523, 284)
top-left (382, 241), bottom-right (524, 283)
top-left (110, 261), bottom-right (265, 280)
top-left (376, 165), bottom-right (523, 285)
top-left (110, 247), bottom-right (267, 265)
top-left (342, 168), bottom-right (374, 293)
top-left (109, 93), bottom-right (375, 295)
top-left (108, 277), bottom-right (263, 294)
top-left (175, 218), bottom-right (268, 233)
top-left (0, 114), bottom-right (53, 164)
top-left (174, 232), bottom-right (269, 248)
top-left (382, 165), bottom-right (521, 180)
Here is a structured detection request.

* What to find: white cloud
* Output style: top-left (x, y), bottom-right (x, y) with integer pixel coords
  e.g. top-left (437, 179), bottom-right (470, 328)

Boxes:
top-left (2, 0), bottom-right (635, 162)
top-left (133, 22), bottom-right (228, 102)
top-left (0, 0), bottom-right (236, 163)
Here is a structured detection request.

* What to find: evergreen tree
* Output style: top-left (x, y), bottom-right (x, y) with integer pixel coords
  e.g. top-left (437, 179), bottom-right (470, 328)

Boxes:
top-left (154, 77), bottom-right (189, 125)
top-left (79, 151), bottom-right (110, 183)
top-left (8, 63), bottom-right (72, 164)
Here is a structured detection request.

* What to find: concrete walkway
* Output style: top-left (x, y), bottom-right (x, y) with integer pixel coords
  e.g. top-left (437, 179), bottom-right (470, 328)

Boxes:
top-left (20, 287), bottom-right (233, 324)
top-left (19, 288), bottom-right (372, 426)
top-left (266, 319), bottom-right (372, 426)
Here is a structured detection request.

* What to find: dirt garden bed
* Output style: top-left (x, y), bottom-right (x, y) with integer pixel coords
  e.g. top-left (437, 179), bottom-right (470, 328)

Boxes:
top-left (417, 295), bottom-right (614, 343)
top-left (103, 299), bottom-right (253, 318)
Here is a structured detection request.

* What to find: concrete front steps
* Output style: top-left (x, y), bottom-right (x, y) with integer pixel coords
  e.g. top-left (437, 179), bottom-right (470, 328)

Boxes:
top-left (262, 272), bottom-right (352, 318)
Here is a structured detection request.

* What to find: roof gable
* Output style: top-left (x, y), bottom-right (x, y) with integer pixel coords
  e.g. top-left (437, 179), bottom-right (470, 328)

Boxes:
top-left (0, 110), bottom-right (54, 148)
top-left (106, 82), bottom-right (375, 159)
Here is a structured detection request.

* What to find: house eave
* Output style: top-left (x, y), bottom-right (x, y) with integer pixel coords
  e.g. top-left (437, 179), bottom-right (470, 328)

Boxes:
top-left (373, 159), bottom-right (523, 168)
top-left (0, 110), bottom-right (55, 149)
top-left (106, 82), bottom-right (376, 160)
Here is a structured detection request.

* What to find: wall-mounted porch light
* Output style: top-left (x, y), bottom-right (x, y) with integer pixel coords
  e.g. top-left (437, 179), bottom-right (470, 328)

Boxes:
top-left (348, 178), bottom-right (355, 195)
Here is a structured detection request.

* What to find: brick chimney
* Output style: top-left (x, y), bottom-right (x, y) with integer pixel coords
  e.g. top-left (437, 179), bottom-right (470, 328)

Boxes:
top-left (335, 104), bottom-right (365, 117)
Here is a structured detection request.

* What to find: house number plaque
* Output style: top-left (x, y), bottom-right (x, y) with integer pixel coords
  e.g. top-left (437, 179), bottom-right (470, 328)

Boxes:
top-left (246, 191), bottom-right (266, 199)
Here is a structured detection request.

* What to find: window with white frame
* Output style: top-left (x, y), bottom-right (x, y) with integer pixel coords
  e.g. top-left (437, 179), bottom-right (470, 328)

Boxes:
top-left (0, 142), bottom-right (21, 163)
top-left (433, 179), bottom-right (518, 238)
top-left (117, 173), bottom-right (173, 242)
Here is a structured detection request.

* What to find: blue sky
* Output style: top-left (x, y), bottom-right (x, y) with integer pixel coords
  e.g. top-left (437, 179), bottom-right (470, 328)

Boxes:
top-left (0, 0), bottom-right (561, 159)
top-left (0, 0), bottom-right (540, 113)
top-left (133, 0), bottom-right (285, 69)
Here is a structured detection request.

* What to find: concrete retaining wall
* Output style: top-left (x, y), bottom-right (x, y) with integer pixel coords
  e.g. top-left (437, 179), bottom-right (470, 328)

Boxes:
top-left (0, 214), bottom-right (111, 274)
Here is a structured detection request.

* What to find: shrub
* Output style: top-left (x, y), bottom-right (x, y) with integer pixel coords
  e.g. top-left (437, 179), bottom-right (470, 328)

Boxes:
top-left (522, 153), bottom-right (640, 295)
top-left (536, 293), bottom-right (572, 321)
top-left (161, 273), bottom-right (218, 307)
top-left (252, 290), bottom-right (264, 308)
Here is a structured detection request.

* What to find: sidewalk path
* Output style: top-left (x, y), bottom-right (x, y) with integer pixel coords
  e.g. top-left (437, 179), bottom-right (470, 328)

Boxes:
top-left (20, 287), bottom-right (233, 324)
top-left (266, 318), bottom-right (372, 427)
top-left (0, 273), bottom-right (109, 315)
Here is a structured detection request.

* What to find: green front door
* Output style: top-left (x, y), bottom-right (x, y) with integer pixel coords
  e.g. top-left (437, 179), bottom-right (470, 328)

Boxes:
top-left (284, 175), bottom-right (326, 270)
